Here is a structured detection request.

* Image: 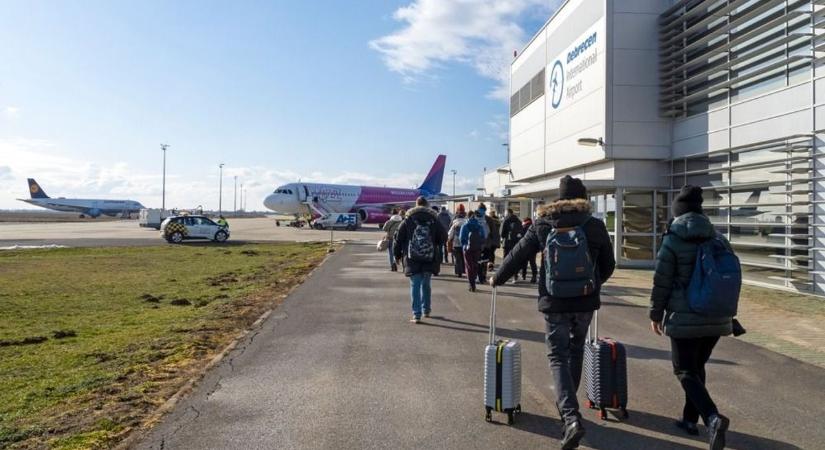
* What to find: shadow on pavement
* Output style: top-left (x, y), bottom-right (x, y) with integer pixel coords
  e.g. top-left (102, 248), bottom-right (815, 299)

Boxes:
top-left (600, 300), bottom-right (645, 309)
top-left (427, 316), bottom-right (546, 343)
top-left (624, 410), bottom-right (802, 450)
top-left (623, 343), bottom-right (737, 366)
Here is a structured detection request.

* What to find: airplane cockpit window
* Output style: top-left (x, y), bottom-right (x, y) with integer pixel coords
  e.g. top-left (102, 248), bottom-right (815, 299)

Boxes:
top-left (287, 189), bottom-right (293, 195)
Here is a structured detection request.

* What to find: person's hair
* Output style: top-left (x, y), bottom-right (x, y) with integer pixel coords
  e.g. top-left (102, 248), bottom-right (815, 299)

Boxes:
top-left (507, 208), bottom-right (513, 215)
top-left (467, 210), bottom-right (475, 217)
top-left (416, 196), bottom-right (428, 206)
top-left (391, 208), bottom-right (398, 215)
top-left (478, 202), bottom-right (486, 209)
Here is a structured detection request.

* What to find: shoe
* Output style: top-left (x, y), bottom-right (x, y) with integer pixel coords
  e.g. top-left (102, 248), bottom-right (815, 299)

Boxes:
top-left (469, 286), bottom-right (476, 292)
top-left (560, 419), bottom-right (585, 450)
top-left (530, 277), bottom-right (537, 284)
top-left (708, 414), bottom-right (729, 450)
top-left (675, 419), bottom-right (699, 436)
top-left (391, 263), bottom-right (397, 272)
top-left (424, 312), bottom-right (431, 318)
top-left (410, 317), bottom-right (421, 324)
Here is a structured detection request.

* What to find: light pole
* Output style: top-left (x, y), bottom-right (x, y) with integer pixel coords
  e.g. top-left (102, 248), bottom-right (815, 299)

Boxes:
top-left (218, 163), bottom-right (224, 215)
top-left (451, 169), bottom-right (457, 196)
top-left (239, 183), bottom-right (243, 212)
top-left (233, 176), bottom-right (238, 213)
top-left (161, 144), bottom-right (169, 211)
top-left (502, 143), bottom-right (510, 164)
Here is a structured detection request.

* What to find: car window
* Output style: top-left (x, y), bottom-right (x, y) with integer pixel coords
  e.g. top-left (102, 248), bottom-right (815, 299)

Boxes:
top-left (202, 218), bottom-right (217, 226)
top-left (184, 217), bottom-right (196, 226)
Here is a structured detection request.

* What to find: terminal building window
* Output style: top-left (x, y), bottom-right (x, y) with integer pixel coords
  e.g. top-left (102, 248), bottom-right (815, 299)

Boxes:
top-left (659, 0), bottom-right (815, 118)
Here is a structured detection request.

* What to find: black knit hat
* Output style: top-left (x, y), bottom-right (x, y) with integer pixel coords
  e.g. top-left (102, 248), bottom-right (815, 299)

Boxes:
top-left (673, 185), bottom-right (703, 216)
top-left (558, 175), bottom-right (587, 200)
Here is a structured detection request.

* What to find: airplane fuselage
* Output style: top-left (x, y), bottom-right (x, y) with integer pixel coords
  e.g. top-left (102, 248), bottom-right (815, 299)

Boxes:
top-left (21, 197), bottom-right (144, 217)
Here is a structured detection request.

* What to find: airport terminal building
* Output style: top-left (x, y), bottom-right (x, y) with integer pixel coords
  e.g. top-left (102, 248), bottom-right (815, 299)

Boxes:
top-left (484, 0), bottom-right (825, 293)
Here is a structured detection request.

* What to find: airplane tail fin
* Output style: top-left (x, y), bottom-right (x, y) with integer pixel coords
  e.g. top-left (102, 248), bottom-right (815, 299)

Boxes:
top-left (27, 178), bottom-right (49, 199)
top-left (418, 155), bottom-right (446, 195)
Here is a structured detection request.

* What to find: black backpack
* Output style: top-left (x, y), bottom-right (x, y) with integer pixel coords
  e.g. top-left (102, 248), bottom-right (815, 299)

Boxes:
top-left (408, 218), bottom-right (436, 263)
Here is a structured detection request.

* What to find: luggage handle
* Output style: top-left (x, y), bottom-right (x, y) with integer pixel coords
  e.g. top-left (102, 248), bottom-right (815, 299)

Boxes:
top-left (587, 310), bottom-right (599, 344)
top-left (489, 286), bottom-right (497, 345)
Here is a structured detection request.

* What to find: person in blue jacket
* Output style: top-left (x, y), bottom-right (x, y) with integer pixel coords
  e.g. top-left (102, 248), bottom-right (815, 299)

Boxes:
top-left (459, 211), bottom-right (485, 292)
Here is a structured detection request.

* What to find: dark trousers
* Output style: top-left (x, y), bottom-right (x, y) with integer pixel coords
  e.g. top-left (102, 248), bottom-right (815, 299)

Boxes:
top-left (464, 249), bottom-right (480, 289)
top-left (442, 243), bottom-right (449, 263)
top-left (503, 244), bottom-right (517, 279)
top-left (545, 312), bottom-right (593, 424)
top-left (452, 247), bottom-right (465, 276)
top-left (671, 336), bottom-right (720, 424)
top-left (522, 253), bottom-right (537, 280)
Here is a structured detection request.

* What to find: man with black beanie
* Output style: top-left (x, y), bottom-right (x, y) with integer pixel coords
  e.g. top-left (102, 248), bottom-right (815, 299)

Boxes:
top-left (490, 175), bottom-right (615, 449)
top-left (649, 185), bottom-right (733, 449)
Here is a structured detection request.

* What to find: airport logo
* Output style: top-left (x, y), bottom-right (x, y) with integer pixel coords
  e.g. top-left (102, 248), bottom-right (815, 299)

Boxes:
top-left (550, 60), bottom-right (564, 109)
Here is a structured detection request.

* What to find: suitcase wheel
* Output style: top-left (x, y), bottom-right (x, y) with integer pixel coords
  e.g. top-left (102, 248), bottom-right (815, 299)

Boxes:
top-left (485, 408), bottom-right (492, 423)
top-left (599, 408), bottom-right (608, 421)
top-left (586, 400), bottom-right (596, 410)
top-left (507, 411), bottom-right (515, 425)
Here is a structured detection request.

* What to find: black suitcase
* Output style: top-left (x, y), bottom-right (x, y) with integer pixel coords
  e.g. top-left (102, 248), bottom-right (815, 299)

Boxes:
top-left (583, 311), bottom-right (629, 420)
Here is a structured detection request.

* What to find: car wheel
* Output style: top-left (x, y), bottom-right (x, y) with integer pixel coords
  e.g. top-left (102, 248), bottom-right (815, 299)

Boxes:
top-left (169, 232), bottom-right (184, 243)
top-left (214, 230), bottom-right (228, 242)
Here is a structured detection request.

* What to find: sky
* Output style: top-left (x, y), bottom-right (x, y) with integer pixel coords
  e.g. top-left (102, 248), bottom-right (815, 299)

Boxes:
top-left (0, 0), bottom-right (558, 211)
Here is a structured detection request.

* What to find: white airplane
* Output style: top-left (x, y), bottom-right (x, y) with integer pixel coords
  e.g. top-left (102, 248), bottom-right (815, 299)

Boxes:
top-left (263, 155), bottom-right (450, 223)
top-left (18, 178), bottom-right (145, 218)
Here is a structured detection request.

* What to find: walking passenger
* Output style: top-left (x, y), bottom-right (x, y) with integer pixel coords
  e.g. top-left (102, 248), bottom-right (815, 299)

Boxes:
top-left (393, 197), bottom-right (447, 323)
top-left (489, 176), bottom-right (615, 449)
top-left (459, 210), bottom-right (485, 292)
top-left (649, 185), bottom-right (733, 449)
top-left (437, 206), bottom-right (452, 264)
top-left (520, 217), bottom-right (537, 283)
top-left (383, 208), bottom-right (404, 272)
top-left (447, 205), bottom-right (468, 277)
top-left (500, 208), bottom-right (522, 282)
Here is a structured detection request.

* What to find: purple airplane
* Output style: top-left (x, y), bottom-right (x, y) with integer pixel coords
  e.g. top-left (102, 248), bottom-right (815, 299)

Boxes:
top-left (263, 155), bottom-right (447, 224)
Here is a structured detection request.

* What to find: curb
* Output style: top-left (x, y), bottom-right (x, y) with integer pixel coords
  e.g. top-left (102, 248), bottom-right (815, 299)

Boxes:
top-left (116, 243), bottom-right (340, 450)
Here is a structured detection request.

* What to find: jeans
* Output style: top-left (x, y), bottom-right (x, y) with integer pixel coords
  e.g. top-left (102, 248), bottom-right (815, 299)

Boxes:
top-left (545, 311), bottom-right (593, 425)
top-left (387, 239), bottom-right (394, 267)
top-left (671, 336), bottom-right (720, 425)
top-left (410, 273), bottom-right (432, 318)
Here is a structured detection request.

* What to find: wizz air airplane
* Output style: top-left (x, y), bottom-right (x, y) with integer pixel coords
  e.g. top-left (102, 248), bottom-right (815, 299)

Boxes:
top-left (18, 178), bottom-right (145, 218)
top-left (264, 155), bottom-right (450, 224)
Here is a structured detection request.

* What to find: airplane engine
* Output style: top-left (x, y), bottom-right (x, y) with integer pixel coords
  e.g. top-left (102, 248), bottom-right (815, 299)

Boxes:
top-left (357, 208), bottom-right (390, 224)
top-left (86, 208), bottom-right (102, 218)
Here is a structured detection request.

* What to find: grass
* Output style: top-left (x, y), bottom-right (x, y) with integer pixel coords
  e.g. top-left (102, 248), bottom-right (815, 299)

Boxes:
top-left (0, 242), bottom-right (329, 449)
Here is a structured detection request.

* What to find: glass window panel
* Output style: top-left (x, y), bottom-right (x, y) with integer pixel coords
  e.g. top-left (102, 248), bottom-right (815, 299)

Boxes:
top-left (622, 191), bottom-right (653, 233)
top-left (622, 236), bottom-right (654, 260)
top-left (656, 192), bottom-right (668, 234)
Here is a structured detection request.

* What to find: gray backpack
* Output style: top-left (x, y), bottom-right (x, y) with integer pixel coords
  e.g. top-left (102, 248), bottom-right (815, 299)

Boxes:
top-left (408, 218), bottom-right (435, 263)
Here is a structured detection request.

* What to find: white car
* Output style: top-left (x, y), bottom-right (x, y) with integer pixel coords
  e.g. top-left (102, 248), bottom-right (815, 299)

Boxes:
top-left (160, 215), bottom-right (229, 243)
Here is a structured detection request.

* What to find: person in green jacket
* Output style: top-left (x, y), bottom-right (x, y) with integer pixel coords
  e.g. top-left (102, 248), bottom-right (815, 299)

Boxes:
top-left (649, 185), bottom-right (732, 450)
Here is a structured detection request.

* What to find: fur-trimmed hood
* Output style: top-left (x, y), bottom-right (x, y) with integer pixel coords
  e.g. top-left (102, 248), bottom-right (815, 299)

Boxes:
top-left (536, 198), bottom-right (592, 229)
top-left (405, 205), bottom-right (438, 218)
top-left (537, 198), bottom-right (592, 217)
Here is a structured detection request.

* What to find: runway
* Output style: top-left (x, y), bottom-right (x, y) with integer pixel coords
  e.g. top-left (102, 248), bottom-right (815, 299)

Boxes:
top-left (0, 217), bottom-right (382, 247)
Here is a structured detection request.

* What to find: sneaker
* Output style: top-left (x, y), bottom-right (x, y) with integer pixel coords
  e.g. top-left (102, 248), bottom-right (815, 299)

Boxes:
top-left (530, 277), bottom-right (537, 284)
top-left (708, 414), bottom-right (729, 450)
top-left (674, 419), bottom-right (699, 436)
top-left (560, 419), bottom-right (585, 450)
top-left (424, 312), bottom-right (431, 318)
top-left (410, 316), bottom-right (421, 324)
top-left (391, 263), bottom-right (397, 272)
top-left (469, 286), bottom-right (476, 292)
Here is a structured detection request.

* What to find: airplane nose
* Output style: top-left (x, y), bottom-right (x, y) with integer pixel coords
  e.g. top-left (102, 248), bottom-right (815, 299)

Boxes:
top-left (264, 194), bottom-right (277, 210)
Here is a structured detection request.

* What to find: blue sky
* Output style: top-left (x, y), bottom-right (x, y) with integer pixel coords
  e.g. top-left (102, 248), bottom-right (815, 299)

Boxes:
top-left (0, 0), bottom-right (555, 210)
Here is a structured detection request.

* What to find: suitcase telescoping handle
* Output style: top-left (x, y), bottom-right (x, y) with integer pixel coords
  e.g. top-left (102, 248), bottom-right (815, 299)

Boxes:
top-left (587, 310), bottom-right (599, 343)
top-left (489, 286), bottom-right (497, 345)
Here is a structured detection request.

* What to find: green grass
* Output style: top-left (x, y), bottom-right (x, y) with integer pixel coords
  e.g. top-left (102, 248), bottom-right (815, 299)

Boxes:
top-left (0, 243), bottom-right (328, 449)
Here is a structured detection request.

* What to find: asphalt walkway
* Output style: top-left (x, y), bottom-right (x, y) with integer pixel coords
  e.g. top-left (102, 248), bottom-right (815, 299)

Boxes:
top-left (135, 243), bottom-right (824, 449)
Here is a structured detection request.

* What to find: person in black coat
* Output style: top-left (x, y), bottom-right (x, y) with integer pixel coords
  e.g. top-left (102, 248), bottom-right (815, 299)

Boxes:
top-left (490, 176), bottom-right (615, 449)
top-left (500, 208), bottom-right (523, 281)
top-left (393, 197), bottom-right (447, 323)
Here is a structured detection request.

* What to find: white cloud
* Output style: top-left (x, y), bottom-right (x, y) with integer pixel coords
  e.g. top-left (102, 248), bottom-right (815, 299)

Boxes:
top-left (370, 0), bottom-right (557, 100)
top-left (3, 106), bottom-right (20, 119)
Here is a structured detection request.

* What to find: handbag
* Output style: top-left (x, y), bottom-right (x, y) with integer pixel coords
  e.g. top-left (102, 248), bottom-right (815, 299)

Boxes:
top-left (377, 237), bottom-right (389, 251)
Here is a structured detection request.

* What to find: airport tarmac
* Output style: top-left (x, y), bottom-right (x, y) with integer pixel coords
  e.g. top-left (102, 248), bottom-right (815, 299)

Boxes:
top-left (0, 217), bottom-right (382, 248)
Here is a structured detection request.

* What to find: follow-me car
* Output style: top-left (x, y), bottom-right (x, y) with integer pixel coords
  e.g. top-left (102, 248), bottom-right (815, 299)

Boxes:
top-left (160, 215), bottom-right (229, 244)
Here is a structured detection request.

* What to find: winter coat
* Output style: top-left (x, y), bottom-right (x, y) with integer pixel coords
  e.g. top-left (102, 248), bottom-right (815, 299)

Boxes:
top-left (492, 199), bottom-right (615, 313)
top-left (649, 212), bottom-right (733, 338)
top-left (459, 216), bottom-right (485, 250)
top-left (437, 210), bottom-right (452, 233)
top-left (382, 214), bottom-right (403, 240)
top-left (485, 215), bottom-right (501, 249)
top-left (393, 206), bottom-right (447, 277)
top-left (447, 213), bottom-right (467, 249)
top-left (501, 214), bottom-right (523, 248)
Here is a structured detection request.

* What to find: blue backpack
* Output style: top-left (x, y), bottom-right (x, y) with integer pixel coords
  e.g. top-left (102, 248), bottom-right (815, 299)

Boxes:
top-left (545, 219), bottom-right (595, 298)
top-left (686, 235), bottom-right (741, 317)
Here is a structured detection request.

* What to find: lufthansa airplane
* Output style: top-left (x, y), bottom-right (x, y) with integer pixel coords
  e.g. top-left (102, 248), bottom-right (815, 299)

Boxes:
top-left (18, 178), bottom-right (145, 218)
top-left (264, 155), bottom-right (452, 224)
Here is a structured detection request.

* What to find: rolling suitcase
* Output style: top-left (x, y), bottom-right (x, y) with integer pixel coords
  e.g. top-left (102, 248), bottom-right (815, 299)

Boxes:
top-left (583, 310), bottom-right (629, 420)
top-left (484, 287), bottom-right (522, 425)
